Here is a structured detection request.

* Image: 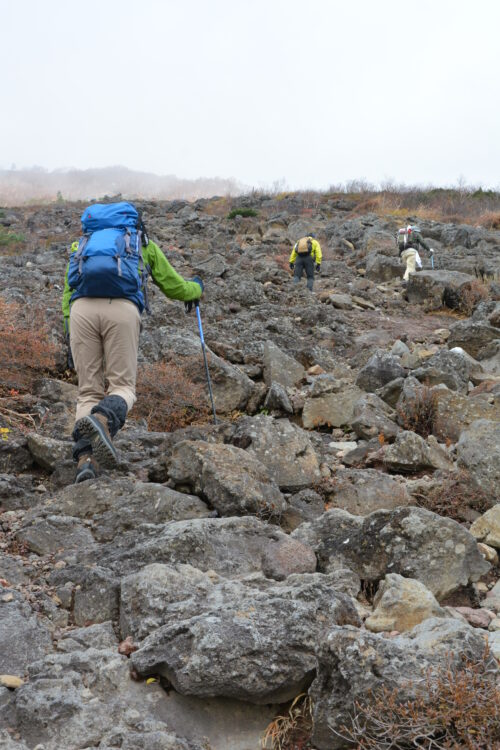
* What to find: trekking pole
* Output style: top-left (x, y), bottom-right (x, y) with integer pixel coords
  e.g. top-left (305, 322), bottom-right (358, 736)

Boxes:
top-left (195, 302), bottom-right (217, 424)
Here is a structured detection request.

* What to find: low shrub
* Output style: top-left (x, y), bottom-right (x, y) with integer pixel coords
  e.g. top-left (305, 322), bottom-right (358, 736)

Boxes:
top-left (396, 385), bottom-right (438, 438)
top-left (261, 693), bottom-right (313, 750)
top-left (337, 647), bottom-right (500, 749)
top-left (134, 358), bottom-right (210, 432)
top-left (0, 297), bottom-right (56, 395)
top-left (227, 207), bottom-right (258, 219)
top-left (414, 471), bottom-right (491, 522)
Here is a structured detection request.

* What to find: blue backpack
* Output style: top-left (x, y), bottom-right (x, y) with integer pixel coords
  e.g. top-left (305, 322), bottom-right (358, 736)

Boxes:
top-left (68, 202), bottom-right (149, 313)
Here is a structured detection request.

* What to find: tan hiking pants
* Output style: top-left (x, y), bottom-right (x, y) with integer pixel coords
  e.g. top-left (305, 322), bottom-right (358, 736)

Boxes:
top-left (401, 248), bottom-right (417, 281)
top-left (70, 298), bottom-right (141, 421)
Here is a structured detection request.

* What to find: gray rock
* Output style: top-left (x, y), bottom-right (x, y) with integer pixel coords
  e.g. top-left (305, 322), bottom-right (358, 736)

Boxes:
top-left (0, 433), bottom-right (33, 473)
top-left (263, 381), bottom-right (293, 413)
top-left (448, 318), bottom-right (500, 359)
top-left (73, 567), bottom-right (119, 626)
top-left (0, 593), bottom-right (52, 675)
top-left (355, 351), bottom-right (406, 392)
top-left (111, 516), bottom-right (317, 581)
top-left (376, 376), bottom-right (406, 407)
top-left (231, 415), bottom-right (320, 491)
top-left (292, 506), bottom-right (489, 600)
top-left (16, 514), bottom-right (97, 558)
top-left (26, 433), bottom-right (72, 471)
top-left (433, 388), bottom-right (500, 443)
top-left (302, 386), bottom-right (364, 429)
top-left (325, 468), bottom-right (410, 515)
top-left (384, 431), bottom-right (453, 473)
top-left (412, 348), bottom-right (472, 393)
top-left (310, 619), bottom-right (497, 749)
top-left (282, 489), bottom-right (326, 531)
top-left (24, 477), bottom-right (211, 543)
top-left (351, 393), bottom-right (400, 441)
top-left (168, 440), bottom-right (285, 519)
top-left (131, 572), bottom-right (360, 703)
top-left (365, 253), bottom-right (402, 282)
top-left (263, 340), bottom-right (305, 388)
top-left (457, 420), bottom-right (500, 504)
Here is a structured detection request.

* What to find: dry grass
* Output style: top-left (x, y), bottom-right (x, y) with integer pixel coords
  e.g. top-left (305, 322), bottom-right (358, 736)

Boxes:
top-left (336, 647), bottom-right (500, 749)
top-left (261, 694), bottom-right (313, 750)
top-left (455, 280), bottom-right (490, 316)
top-left (413, 471), bottom-right (491, 523)
top-left (134, 358), bottom-right (210, 432)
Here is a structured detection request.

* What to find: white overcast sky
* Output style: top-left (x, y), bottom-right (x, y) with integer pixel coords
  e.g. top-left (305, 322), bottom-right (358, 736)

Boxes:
top-left (1, 0), bottom-right (499, 190)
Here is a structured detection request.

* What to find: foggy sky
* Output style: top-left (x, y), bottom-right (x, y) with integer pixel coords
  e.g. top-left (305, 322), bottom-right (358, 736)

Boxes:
top-left (2, 0), bottom-right (500, 190)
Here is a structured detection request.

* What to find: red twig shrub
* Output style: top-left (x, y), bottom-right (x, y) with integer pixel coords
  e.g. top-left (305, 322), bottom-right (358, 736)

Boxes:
top-left (134, 359), bottom-right (210, 432)
top-left (337, 647), bottom-right (500, 749)
top-left (0, 297), bottom-right (56, 395)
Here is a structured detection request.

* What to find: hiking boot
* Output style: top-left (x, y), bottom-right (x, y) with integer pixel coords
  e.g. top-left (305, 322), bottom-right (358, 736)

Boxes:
top-left (75, 413), bottom-right (118, 468)
top-left (75, 454), bottom-right (99, 484)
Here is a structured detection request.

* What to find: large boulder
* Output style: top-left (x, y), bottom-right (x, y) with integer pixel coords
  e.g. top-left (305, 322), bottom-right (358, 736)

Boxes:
top-left (406, 270), bottom-right (478, 310)
top-left (168, 440), bottom-right (285, 519)
top-left (131, 571), bottom-right (360, 704)
top-left (310, 619), bottom-right (497, 749)
top-left (433, 389), bottom-right (500, 443)
top-left (230, 415), bottom-right (320, 491)
top-left (292, 506), bottom-right (489, 600)
top-left (470, 506), bottom-right (500, 549)
top-left (107, 516), bottom-right (317, 581)
top-left (457, 420), bottom-right (500, 504)
top-left (350, 393), bottom-right (400, 441)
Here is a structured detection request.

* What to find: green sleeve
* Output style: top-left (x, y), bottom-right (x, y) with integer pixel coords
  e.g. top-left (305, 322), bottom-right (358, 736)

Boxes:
top-left (417, 237), bottom-right (431, 252)
top-left (62, 261), bottom-right (72, 321)
top-left (142, 241), bottom-right (202, 301)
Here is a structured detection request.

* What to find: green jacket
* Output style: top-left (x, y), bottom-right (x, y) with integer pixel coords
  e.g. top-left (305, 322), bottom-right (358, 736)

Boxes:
top-left (62, 240), bottom-right (202, 323)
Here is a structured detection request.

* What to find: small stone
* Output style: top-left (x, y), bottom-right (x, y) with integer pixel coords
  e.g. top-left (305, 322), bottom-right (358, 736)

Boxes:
top-left (0, 674), bottom-right (24, 688)
top-left (452, 606), bottom-right (495, 629)
top-left (477, 542), bottom-right (499, 565)
top-left (35, 484), bottom-right (47, 493)
top-left (307, 365), bottom-right (325, 376)
top-left (1, 593), bottom-right (14, 602)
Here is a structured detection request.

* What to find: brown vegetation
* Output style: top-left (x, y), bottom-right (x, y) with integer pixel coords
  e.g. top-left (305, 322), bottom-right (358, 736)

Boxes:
top-left (397, 385), bottom-right (439, 438)
top-left (261, 694), bottom-right (313, 750)
top-left (134, 359), bottom-right (210, 432)
top-left (414, 471), bottom-right (491, 523)
top-left (0, 297), bottom-right (56, 395)
top-left (455, 280), bottom-right (489, 316)
top-left (337, 647), bottom-right (500, 749)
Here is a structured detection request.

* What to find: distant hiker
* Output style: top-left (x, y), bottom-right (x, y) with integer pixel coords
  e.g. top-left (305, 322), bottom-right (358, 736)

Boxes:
top-left (289, 233), bottom-right (322, 290)
top-left (62, 201), bottom-right (203, 484)
top-left (397, 225), bottom-right (434, 282)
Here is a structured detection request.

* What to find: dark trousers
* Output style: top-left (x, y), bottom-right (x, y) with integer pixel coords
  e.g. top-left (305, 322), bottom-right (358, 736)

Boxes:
top-left (293, 255), bottom-right (315, 290)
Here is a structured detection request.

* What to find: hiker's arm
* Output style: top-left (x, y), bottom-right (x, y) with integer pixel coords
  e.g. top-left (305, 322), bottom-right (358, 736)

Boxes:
top-left (289, 244), bottom-right (298, 264)
top-left (144, 241), bottom-right (202, 301)
top-left (312, 240), bottom-right (322, 264)
top-left (418, 237), bottom-right (431, 253)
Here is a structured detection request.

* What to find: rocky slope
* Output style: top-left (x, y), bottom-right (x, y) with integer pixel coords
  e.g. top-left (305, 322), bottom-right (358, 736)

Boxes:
top-left (0, 193), bottom-right (499, 749)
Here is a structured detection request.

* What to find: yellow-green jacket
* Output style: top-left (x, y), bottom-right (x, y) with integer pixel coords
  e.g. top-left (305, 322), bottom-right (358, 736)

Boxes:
top-left (289, 237), bottom-right (322, 264)
top-left (62, 240), bottom-right (202, 327)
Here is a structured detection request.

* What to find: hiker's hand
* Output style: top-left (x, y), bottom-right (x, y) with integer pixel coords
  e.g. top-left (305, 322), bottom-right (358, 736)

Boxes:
top-left (185, 300), bottom-right (194, 313)
top-left (429, 248), bottom-right (434, 254)
top-left (289, 262), bottom-right (294, 270)
top-left (315, 264), bottom-right (321, 273)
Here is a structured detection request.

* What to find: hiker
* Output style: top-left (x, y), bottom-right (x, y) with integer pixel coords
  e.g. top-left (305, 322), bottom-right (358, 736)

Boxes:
top-left (62, 201), bottom-right (203, 484)
top-left (289, 233), bottom-right (322, 290)
top-left (397, 225), bottom-right (434, 283)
